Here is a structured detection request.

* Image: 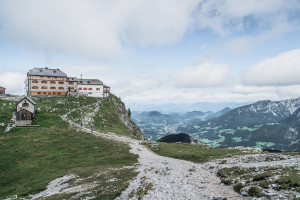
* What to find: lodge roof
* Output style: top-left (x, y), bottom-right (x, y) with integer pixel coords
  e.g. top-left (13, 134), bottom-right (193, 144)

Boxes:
top-left (77, 79), bottom-right (103, 85)
top-left (67, 77), bottom-right (78, 82)
top-left (28, 67), bottom-right (67, 77)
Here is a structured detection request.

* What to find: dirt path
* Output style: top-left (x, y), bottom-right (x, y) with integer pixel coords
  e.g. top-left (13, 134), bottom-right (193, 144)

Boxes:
top-left (61, 112), bottom-right (300, 200)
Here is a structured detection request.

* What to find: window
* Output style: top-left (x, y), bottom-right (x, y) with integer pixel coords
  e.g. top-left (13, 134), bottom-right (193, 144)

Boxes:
top-left (32, 80), bottom-right (38, 83)
top-left (68, 82), bottom-right (74, 85)
top-left (87, 81), bottom-right (91, 84)
top-left (22, 102), bottom-right (29, 107)
top-left (71, 87), bottom-right (74, 90)
top-left (50, 87), bottom-right (56, 89)
top-left (79, 81), bottom-right (83, 84)
top-left (88, 88), bottom-right (92, 90)
top-left (43, 92), bottom-right (47, 94)
top-left (78, 88), bottom-right (82, 90)
top-left (88, 92), bottom-right (92, 94)
top-left (32, 86), bottom-right (38, 89)
top-left (58, 81), bottom-right (64, 84)
top-left (41, 80), bottom-right (47, 84)
top-left (41, 86), bottom-right (47, 89)
top-left (38, 92), bottom-right (41, 94)
top-left (50, 81), bottom-right (56, 84)
top-left (39, 69), bottom-right (43, 72)
top-left (96, 88), bottom-right (100, 91)
top-left (53, 92), bottom-right (56, 95)
top-left (58, 92), bottom-right (61, 95)
top-left (84, 88), bottom-right (87, 90)
top-left (58, 87), bottom-right (64, 90)
top-left (53, 70), bottom-right (56, 73)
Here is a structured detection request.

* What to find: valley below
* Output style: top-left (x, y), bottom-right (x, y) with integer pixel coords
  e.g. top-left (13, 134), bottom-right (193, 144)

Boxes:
top-left (132, 97), bottom-right (300, 152)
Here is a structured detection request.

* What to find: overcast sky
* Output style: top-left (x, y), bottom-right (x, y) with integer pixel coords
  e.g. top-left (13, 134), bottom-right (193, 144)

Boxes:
top-left (1, 0), bottom-right (300, 104)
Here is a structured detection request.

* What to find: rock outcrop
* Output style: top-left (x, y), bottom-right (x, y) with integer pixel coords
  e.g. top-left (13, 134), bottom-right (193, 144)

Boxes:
top-left (157, 133), bottom-right (197, 143)
top-left (111, 96), bottom-right (146, 140)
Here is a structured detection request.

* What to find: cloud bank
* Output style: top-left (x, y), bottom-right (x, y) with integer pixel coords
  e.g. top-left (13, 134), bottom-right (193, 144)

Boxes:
top-left (0, 0), bottom-right (199, 58)
top-left (0, 0), bottom-right (299, 58)
top-left (0, 72), bottom-right (26, 95)
top-left (173, 61), bottom-right (230, 87)
top-left (243, 49), bottom-right (300, 86)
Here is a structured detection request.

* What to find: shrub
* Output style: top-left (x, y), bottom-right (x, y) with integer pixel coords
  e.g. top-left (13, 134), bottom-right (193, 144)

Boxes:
top-left (248, 186), bottom-right (263, 197)
top-left (259, 181), bottom-right (272, 189)
top-left (221, 178), bottom-right (232, 185)
top-left (233, 183), bottom-right (244, 193)
top-left (279, 184), bottom-right (289, 190)
top-left (253, 172), bottom-right (272, 181)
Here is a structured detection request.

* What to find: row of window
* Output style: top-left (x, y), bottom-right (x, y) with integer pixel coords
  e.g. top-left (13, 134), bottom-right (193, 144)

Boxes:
top-left (32, 86), bottom-right (65, 90)
top-left (78, 88), bottom-right (101, 91)
top-left (37, 92), bottom-right (63, 95)
top-left (32, 80), bottom-right (66, 84)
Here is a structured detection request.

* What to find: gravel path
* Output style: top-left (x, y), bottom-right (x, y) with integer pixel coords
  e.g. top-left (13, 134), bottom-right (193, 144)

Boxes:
top-left (61, 112), bottom-right (300, 200)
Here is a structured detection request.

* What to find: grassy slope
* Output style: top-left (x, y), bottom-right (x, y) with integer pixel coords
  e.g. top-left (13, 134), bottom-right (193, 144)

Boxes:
top-left (147, 142), bottom-right (250, 163)
top-left (0, 99), bottom-right (15, 133)
top-left (0, 96), bottom-right (138, 199)
top-left (68, 95), bottom-right (135, 138)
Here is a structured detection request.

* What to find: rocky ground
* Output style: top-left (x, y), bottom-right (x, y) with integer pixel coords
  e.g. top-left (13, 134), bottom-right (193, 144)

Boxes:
top-left (27, 109), bottom-right (300, 200)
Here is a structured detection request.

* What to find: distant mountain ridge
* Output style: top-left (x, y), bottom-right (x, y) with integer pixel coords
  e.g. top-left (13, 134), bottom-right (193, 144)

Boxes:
top-left (133, 97), bottom-right (300, 152)
top-left (178, 97), bottom-right (300, 151)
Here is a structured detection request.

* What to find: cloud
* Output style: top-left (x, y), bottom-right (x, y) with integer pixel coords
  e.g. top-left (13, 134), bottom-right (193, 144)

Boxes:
top-left (0, 72), bottom-right (26, 95)
top-left (226, 22), bottom-right (290, 53)
top-left (172, 60), bottom-right (230, 87)
top-left (195, 0), bottom-right (300, 52)
top-left (0, 0), bottom-right (200, 59)
top-left (232, 85), bottom-right (276, 94)
top-left (195, 0), bottom-right (300, 35)
top-left (1, 0), bottom-right (299, 59)
top-left (243, 49), bottom-right (300, 86)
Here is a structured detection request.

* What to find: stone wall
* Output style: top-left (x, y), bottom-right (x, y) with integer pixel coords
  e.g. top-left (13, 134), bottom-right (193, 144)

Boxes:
top-left (16, 120), bottom-right (32, 126)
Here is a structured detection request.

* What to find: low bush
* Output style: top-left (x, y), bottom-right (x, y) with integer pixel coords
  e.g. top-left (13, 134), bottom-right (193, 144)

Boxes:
top-left (233, 183), bottom-right (244, 193)
top-left (248, 186), bottom-right (263, 197)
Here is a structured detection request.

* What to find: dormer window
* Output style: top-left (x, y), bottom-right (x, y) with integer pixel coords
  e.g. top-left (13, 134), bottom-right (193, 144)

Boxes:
top-left (87, 81), bottom-right (91, 84)
top-left (79, 81), bottom-right (83, 84)
top-left (53, 70), bottom-right (57, 73)
top-left (40, 70), bottom-right (43, 72)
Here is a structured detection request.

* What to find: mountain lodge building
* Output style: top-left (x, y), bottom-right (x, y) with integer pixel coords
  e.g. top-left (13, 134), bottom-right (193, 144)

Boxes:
top-left (27, 67), bottom-right (110, 98)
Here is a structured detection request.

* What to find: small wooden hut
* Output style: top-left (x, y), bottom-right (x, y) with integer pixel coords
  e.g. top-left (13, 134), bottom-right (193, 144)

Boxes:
top-left (15, 96), bottom-right (36, 126)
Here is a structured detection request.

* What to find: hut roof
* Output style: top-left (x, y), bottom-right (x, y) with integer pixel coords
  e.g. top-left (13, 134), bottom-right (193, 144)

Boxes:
top-left (77, 79), bottom-right (103, 85)
top-left (17, 96), bottom-right (36, 106)
top-left (28, 67), bottom-right (67, 77)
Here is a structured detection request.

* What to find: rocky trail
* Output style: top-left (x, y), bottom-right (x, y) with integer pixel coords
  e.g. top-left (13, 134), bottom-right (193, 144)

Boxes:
top-left (60, 109), bottom-right (300, 200)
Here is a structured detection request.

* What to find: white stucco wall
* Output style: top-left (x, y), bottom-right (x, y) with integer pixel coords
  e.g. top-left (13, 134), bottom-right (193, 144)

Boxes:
top-left (77, 84), bottom-right (104, 97)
